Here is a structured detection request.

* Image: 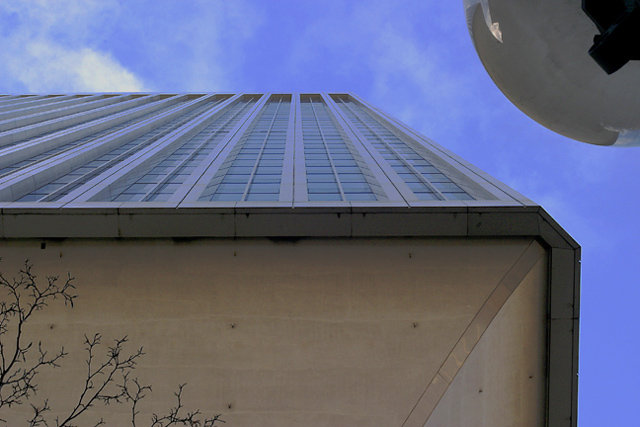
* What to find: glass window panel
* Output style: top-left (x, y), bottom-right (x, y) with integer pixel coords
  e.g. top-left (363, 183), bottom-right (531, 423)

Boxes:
top-left (443, 193), bottom-right (474, 200)
top-left (423, 173), bottom-right (451, 183)
top-left (331, 154), bottom-right (354, 160)
top-left (346, 193), bottom-right (377, 201)
top-left (407, 182), bottom-right (430, 192)
top-left (391, 165), bottom-right (411, 173)
top-left (155, 183), bottom-right (181, 193)
top-left (52, 174), bottom-right (80, 184)
top-left (248, 184), bottom-right (280, 194)
top-left (245, 193), bottom-right (279, 201)
top-left (409, 160), bottom-right (430, 166)
top-left (307, 182), bottom-right (340, 193)
top-left (114, 193), bottom-right (143, 202)
top-left (228, 166), bottom-right (254, 174)
top-left (341, 182), bottom-right (371, 193)
top-left (433, 182), bottom-right (462, 192)
top-left (217, 184), bottom-right (247, 193)
top-left (159, 159), bottom-right (181, 166)
top-left (233, 160), bottom-right (257, 167)
top-left (308, 193), bottom-right (342, 201)
top-left (338, 174), bottom-right (366, 183)
top-left (332, 160), bottom-right (357, 167)
top-left (166, 175), bottom-right (187, 184)
top-left (211, 193), bottom-right (242, 201)
top-left (150, 165), bottom-right (174, 174)
top-left (255, 166), bottom-right (282, 175)
top-left (126, 183), bottom-right (156, 193)
top-left (86, 160), bottom-right (107, 167)
top-left (146, 193), bottom-right (172, 202)
top-left (416, 193), bottom-right (438, 200)
top-left (306, 174), bottom-right (337, 183)
top-left (17, 194), bottom-right (41, 202)
top-left (34, 183), bottom-right (65, 194)
top-left (414, 165), bottom-right (440, 174)
top-left (397, 173), bottom-right (421, 183)
top-left (178, 166), bottom-right (197, 174)
top-left (222, 175), bottom-right (251, 184)
top-left (305, 160), bottom-right (331, 167)
top-left (252, 175), bottom-right (281, 184)
top-left (237, 154), bottom-right (258, 160)
top-left (334, 166), bottom-right (360, 173)
top-left (306, 166), bottom-right (334, 174)
top-left (72, 167), bottom-right (94, 175)
top-left (258, 159), bottom-right (282, 167)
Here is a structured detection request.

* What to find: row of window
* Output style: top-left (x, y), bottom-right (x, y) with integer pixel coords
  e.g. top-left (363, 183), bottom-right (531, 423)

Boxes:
top-left (106, 98), bottom-right (255, 202)
top-left (18, 100), bottom-right (220, 202)
top-left (334, 97), bottom-right (474, 201)
top-left (199, 96), bottom-right (290, 202)
top-left (0, 100), bottom-right (187, 179)
top-left (301, 96), bottom-right (378, 201)
top-left (0, 95), bottom-right (145, 150)
top-left (0, 94), bottom-right (482, 204)
top-left (0, 95), bottom-right (92, 122)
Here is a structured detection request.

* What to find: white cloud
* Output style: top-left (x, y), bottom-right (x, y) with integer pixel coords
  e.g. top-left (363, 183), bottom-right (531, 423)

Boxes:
top-left (0, 0), bottom-right (148, 93)
top-left (5, 41), bottom-right (147, 93)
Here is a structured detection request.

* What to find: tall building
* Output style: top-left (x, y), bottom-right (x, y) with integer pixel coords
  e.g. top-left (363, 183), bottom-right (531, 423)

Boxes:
top-left (0, 93), bottom-right (579, 426)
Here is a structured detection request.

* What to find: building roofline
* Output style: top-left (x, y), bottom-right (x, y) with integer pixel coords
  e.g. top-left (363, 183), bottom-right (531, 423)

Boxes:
top-left (0, 204), bottom-right (576, 247)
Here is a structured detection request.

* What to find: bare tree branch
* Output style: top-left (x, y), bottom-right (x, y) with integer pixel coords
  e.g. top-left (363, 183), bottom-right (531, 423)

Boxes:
top-left (27, 399), bottom-right (50, 427)
top-left (0, 260), bottom-right (75, 410)
top-left (0, 260), bottom-right (223, 427)
top-left (54, 335), bottom-right (144, 427)
top-left (150, 384), bottom-right (224, 427)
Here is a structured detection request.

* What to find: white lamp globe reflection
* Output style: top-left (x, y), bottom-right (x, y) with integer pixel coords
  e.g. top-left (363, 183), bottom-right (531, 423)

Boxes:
top-left (465, 0), bottom-right (640, 146)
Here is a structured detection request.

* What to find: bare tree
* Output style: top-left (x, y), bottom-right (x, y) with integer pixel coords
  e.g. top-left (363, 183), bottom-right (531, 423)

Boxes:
top-left (0, 260), bottom-right (223, 427)
top-left (0, 260), bottom-right (75, 412)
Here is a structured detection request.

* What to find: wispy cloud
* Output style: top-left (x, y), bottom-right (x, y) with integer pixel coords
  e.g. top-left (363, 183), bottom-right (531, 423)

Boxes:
top-left (88, 0), bottom-right (265, 93)
top-left (4, 41), bottom-right (147, 92)
top-left (0, 0), bottom-right (148, 92)
top-left (0, 0), bottom-right (265, 93)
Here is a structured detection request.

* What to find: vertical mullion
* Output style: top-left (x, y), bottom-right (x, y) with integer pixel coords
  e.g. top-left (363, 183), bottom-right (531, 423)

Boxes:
top-left (40, 96), bottom-right (218, 203)
top-left (140, 98), bottom-right (248, 201)
top-left (0, 96), bottom-right (175, 180)
top-left (321, 93), bottom-right (400, 202)
top-left (279, 95), bottom-right (296, 203)
top-left (241, 96), bottom-right (283, 201)
top-left (0, 94), bottom-right (124, 134)
top-left (308, 97), bottom-right (346, 200)
top-left (0, 93), bottom-right (142, 149)
top-left (0, 95), bottom-right (50, 111)
top-left (0, 95), bottom-right (79, 121)
top-left (183, 94), bottom-right (270, 203)
top-left (337, 98), bottom-right (446, 201)
top-left (293, 94), bottom-right (308, 202)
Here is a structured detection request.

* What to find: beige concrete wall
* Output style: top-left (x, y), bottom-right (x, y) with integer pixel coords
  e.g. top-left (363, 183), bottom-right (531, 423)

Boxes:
top-left (0, 237), bottom-right (546, 426)
top-left (425, 256), bottom-right (548, 427)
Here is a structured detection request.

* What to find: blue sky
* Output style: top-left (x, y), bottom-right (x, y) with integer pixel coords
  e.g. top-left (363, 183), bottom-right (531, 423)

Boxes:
top-left (1, 1), bottom-right (638, 424)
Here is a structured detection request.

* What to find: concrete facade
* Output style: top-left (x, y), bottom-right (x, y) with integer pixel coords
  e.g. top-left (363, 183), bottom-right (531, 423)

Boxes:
top-left (0, 237), bottom-right (547, 427)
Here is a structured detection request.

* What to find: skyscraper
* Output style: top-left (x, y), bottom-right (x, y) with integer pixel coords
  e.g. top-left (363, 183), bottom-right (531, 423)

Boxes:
top-left (0, 93), bottom-right (579, 427)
